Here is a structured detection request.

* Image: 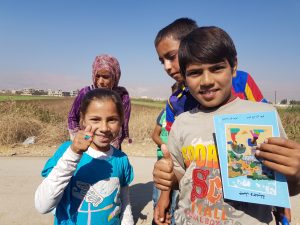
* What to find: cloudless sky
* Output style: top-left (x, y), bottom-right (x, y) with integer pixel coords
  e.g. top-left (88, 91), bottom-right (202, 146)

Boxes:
top-left (1, 0), bottom-right (299, 102)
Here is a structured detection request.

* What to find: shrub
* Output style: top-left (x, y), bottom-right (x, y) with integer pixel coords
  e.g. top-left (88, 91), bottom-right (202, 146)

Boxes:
top-left (129, 104), bottom-right (162, 144)
top-left (278, 108), bottom-right (300, 142)
top-left (0, 98), bottom-right (299, 147)
top-left (0, 100), bottom-right (69, 145)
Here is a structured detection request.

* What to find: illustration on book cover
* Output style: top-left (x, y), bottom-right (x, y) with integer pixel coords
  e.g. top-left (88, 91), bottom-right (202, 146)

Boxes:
top-left (214, 111), bottom-right (290, 208)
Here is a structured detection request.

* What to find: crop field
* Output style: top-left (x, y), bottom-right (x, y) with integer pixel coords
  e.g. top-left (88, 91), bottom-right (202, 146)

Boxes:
top-left (0, 97), bottom-right (163, 146)
top-left (131, 98), bottom-right (166, 108)
top-left (0, 97), bottom-right (299, 147)
top-left (0, 95), bottom-right (64, 101)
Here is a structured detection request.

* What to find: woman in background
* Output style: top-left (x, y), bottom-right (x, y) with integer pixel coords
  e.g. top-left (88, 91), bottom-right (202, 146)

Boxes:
top-left (68, 54), bottom-right (131, 149)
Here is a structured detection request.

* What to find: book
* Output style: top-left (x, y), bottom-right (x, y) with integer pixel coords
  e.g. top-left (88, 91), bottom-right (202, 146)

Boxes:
top-left (213, 111), bottom-right (290, 208)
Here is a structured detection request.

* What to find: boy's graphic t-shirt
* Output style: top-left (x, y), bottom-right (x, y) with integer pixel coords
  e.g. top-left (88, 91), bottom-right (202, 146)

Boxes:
top-left (168, 98), bottom-right (286, 225)
top-left (41, 142), bottom-right (134, 225)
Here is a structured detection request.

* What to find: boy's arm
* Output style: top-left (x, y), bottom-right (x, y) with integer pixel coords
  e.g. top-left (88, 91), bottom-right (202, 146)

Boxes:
top-left (120, 186), bottom-right (134, 225)
top-left (153, 144), bottom-right (179, 191)
top-left (255, 137), bottom-right (300, 195)
top-left (152, 125), bottom-right (164, 147)
top-left (152, 110), bottom-right (165, 146)
top-left (154, 190), bottom-right (171, 225)
top-left (153, 120), bottom-right (185, 190)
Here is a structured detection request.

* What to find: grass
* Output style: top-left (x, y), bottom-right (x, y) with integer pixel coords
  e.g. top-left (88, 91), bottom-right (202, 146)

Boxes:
top-left (0, 97), bottom-right (299, 147)
top-left (0, 99), bottom-right (71, 145)
top-left (0, 95), bottom-right (67, 101)
top-left (277, 106), bottom-right (300, 142)
top-left (131, 98), bottom-right (166, 108)
top-left (0, 97), bottom-right (163, 147)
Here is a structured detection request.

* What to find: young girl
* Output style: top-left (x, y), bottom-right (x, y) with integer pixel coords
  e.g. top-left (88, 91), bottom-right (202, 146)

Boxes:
top-left (68, 54), bottom-right (131, 149)
top-left (35, 89), bottom-right (134, 225)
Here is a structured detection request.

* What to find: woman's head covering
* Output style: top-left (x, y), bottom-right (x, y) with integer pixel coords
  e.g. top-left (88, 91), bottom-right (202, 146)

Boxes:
top-left (92, 54), bottom-right (121, 88)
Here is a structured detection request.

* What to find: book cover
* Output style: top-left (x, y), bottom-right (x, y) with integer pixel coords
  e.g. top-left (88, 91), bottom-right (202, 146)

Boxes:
top-left (213, 111), bottom-right (290, 208)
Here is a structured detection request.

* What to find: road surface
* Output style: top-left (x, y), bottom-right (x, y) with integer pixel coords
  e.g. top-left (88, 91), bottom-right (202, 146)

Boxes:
top-left (0, 157), bottom-right (299, 225)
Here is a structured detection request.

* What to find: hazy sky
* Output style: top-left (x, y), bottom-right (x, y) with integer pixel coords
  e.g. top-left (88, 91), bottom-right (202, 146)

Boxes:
top-left (1, 0), bottom-right (299, 102)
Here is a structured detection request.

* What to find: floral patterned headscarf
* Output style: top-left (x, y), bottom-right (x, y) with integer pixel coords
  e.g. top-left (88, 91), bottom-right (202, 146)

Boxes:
top-left (92, 54), bottom-right (121, 88)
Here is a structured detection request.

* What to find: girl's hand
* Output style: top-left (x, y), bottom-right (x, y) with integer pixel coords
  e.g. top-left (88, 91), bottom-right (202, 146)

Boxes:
top-left (71, 125), bottom-right (95, 154)
top-left (255, 137), bottom-right (300, 195)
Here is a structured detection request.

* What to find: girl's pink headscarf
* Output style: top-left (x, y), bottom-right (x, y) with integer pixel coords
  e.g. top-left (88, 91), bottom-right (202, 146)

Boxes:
top-left (92, 54), bottom-right (121, 88)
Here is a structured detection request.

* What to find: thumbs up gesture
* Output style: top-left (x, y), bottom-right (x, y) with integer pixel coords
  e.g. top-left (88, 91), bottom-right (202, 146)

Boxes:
top-left (153, 144), bottom-right (177, 191)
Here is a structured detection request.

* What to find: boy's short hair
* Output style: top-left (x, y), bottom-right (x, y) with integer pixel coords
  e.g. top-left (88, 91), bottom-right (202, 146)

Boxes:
top-left (154, 18), bottom-right (198, 47)
top-left (178, 26), bottom-right (237, 76)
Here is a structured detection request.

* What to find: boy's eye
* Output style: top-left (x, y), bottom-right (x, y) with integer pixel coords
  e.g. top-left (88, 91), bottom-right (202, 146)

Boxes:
top-left (166, 53), bottom-right (177, 61)
top-left (211, 65), bottom-right (225, 72)
top-left (186, 70), bottom-right (202, 77)
top-left (159, 58), bottom-right (164, 65)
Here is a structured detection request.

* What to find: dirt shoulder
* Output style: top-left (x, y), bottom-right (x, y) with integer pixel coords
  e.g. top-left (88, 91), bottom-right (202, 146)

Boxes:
top-left (1, 143), bottom-right (299, 224)
top-left (0, 141), bottom-right (157, 157)
top-left (0, 156), bottom-right (157, 225)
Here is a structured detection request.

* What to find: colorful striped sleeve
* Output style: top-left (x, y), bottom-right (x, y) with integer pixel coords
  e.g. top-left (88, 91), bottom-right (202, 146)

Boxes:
top-left (165, 100), bottom-right (175, 132)
top-left (232, 71), bottom-right (267, 103)
top-left (245, 73), bottom-right (268, 103)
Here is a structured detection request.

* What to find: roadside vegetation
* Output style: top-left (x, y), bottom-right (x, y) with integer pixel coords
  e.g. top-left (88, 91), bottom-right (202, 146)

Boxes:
top-left (131, 98), bottom-right (166, 108)
top-left (0, 95), bottom-right (64, 101)
top-left (0, 97), bottom-right (299, 148)
top-left (0, 97), bottom-right (163, 147)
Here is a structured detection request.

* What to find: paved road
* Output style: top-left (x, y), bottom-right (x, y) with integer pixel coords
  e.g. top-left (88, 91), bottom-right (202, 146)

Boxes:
top-left (1, 157), bottom-right (299, 225)
top-left (0, 156), bottom-right (156, 225)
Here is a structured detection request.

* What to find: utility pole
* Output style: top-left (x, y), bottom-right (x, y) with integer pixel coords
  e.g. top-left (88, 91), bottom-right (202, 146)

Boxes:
top-left (274, 90), bottom-right (277, 104)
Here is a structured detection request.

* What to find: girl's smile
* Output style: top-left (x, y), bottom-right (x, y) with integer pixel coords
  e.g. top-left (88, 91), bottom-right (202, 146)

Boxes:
top-left (93, 132), bottom-right (113, 144)
top-left (81, 99), bottom-right (121, 152)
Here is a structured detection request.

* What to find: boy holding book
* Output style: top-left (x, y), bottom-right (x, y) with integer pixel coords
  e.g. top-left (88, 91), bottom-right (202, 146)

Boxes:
top-left (153, 26), bottom-right (300, 225)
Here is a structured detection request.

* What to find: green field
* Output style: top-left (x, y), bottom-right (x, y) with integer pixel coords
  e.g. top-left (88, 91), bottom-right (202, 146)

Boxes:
top-left (0, 95), bottom-right (299, 146)
top-left (0, 95), bottom-right (68, 101)
top-left (0, 95), bottom-right (166, 107)
top-left (131, 98), bottom-right (166, 108)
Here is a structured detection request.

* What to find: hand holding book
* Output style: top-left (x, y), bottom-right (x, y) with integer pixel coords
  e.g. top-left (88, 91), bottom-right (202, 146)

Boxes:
top-left (255, 137), bottom-right (300, 196)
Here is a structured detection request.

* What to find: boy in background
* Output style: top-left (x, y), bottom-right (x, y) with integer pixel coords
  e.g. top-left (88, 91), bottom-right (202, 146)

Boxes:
top-left (153, 26), bottom-right (300, 225)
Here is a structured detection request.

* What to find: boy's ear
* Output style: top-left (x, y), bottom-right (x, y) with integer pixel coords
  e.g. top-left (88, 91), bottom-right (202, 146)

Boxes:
top-left (232, 58), bottom-right (238, 77)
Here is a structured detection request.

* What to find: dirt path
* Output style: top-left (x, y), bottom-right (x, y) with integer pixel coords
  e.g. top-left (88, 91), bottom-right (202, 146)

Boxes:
top-left (0, 156), bottom-right (156, 225)
top-left (0, 156), bottom-right (299, 225)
